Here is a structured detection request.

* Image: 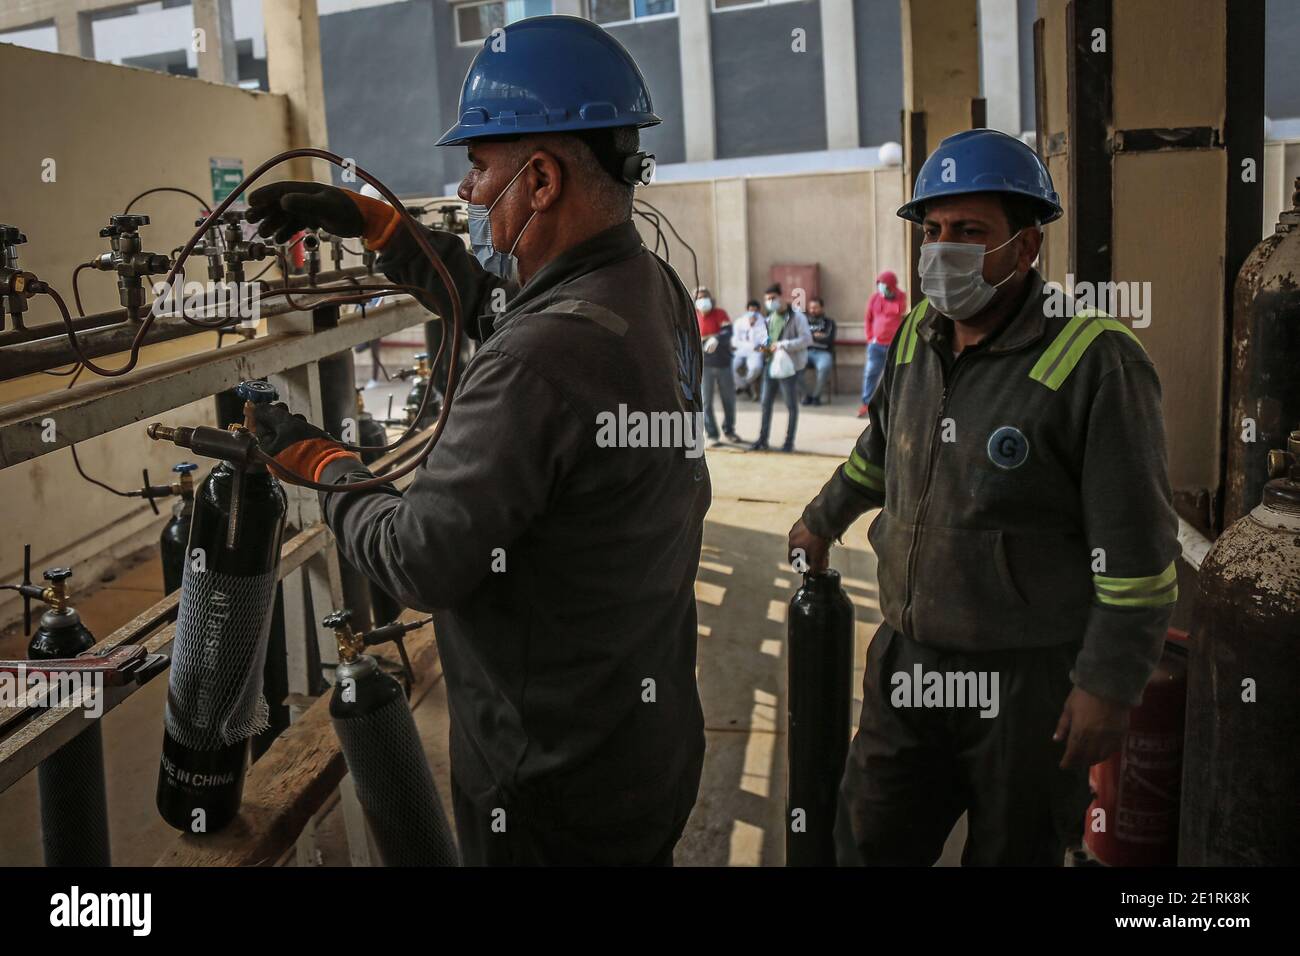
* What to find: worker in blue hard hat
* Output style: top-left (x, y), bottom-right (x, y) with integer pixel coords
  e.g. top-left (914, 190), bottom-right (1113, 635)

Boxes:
top-left (789, 128), bottom-right (1179, 865)
top-left (244, 16), bottom-right (708, 865)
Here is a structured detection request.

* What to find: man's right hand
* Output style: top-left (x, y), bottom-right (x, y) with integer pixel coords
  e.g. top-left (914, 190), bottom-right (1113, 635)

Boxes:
top-left (788, 518), bottom-right (830, 574)
top-left (247, 181), bottom-right (400, 248)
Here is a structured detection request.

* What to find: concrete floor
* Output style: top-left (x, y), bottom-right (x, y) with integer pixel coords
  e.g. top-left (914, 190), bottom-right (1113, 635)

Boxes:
top-left (0, 376), bottom-right (966, 866)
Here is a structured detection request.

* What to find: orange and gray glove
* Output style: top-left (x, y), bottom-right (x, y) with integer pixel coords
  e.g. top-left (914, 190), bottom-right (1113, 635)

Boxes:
top-left (251, 402), bottom-right (359, 483)
top-left (246, 181), bottom-right (402, 250)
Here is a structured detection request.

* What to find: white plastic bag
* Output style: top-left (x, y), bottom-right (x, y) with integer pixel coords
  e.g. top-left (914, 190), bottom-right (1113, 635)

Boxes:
top-left (769, 346), bottom-right (795, 380)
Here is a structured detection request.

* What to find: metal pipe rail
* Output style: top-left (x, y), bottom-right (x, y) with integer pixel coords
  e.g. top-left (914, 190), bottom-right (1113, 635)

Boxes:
top-left (0, 267), bottom-right (373, 351)
top-left (0, 269), bottom-right (384, 380)
top-left (0, 294), bottom-right (429, 468)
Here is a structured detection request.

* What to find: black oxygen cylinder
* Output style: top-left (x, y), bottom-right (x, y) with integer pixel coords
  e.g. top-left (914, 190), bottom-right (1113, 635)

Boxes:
top-left (327, 614), bottom-right (458, 865)
top-left (156, 381), bottom-right (288, 834)
top-left (404, 352), bottom-right (443, 429)
top-left (29, 567), bottom-right (111, 867)
top-left (358, 411), bottom-right (387, 465)
top-left (160, 462), bottom-right (199, 595)
top-left (786, 569), bottom-right (854, 867)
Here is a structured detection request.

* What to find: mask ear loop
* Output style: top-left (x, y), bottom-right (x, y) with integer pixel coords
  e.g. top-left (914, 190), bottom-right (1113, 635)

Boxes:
top-left (988, 227), bottom-right (1026, 289)
top-left (507, 209), bottom-right (539, 259)
top-left (486, 159), bottom-right (533, 215)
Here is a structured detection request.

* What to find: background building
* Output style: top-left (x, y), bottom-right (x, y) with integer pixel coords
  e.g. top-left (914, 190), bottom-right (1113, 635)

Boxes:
top-left (6, 0), bottom-right (1299, 195)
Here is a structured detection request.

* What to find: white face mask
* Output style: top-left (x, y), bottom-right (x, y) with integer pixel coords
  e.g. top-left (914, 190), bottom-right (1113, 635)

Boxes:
top-left (467, 160), bottom-right (538, 280)
top-left (695, 297), bottom-right (713, 313)
top-left (918, 229), bottom-right (1022, 322)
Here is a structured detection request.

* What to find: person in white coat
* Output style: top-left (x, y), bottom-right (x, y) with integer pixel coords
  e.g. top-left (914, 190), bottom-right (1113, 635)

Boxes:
top-left (750, 283), bottom-right (813, 452)
top-left (731, 299), bottom-right (767, 399)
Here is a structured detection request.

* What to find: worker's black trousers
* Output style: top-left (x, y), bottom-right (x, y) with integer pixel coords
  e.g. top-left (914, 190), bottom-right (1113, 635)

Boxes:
top-left (834, 624), bottom-right (1091, 866)
top-left (448, 765), bottom-right (699, 866)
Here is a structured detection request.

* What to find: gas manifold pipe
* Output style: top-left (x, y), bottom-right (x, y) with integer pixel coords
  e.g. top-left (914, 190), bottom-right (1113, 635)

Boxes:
top-left (26, 565), bottom-right (111, 866)
top-left (155, 381), bottom-right (288, 834)
top-left (324, 610), bottom-right (459, 866)
top-left (785, 569), bottom-right (854, 866)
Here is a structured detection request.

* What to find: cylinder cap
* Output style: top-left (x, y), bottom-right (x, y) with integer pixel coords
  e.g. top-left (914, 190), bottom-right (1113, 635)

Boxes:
top-left (235, 380), bottom-right (278, 404)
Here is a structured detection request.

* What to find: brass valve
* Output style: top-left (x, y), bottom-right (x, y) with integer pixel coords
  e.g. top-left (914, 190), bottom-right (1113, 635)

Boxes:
top-left (323, 609), bottom-right (365, 663)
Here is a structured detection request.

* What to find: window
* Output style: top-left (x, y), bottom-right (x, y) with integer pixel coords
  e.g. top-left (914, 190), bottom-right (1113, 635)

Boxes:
top-left (455, 0), bottom-right (553, 45)
top-left (589, 0), bottom-right (677, 27)
top-left (713, 0), bottom-right (801, 11)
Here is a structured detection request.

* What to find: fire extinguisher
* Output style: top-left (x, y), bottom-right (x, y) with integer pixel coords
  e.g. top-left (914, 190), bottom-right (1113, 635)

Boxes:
top-left (25, 563), bottom-right (111, 866)
top-left (153, 380), bottom-right (288, 834)
top-left (1084, 628), bottom-right (1188, 866)
top-left (786, 568), bottom-right (854, 866)
top-left (159, 462), bottom-right (199, 595)
top-left (322, 609), bottom-right (459, 865)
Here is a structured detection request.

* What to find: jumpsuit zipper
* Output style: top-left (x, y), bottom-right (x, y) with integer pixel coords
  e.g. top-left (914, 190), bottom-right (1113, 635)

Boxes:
top-left (901, 350), bottom-right (969, 638)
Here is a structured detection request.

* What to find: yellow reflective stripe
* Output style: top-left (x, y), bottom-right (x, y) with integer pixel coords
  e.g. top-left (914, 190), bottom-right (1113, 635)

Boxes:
top-left (843, 449), bottom-right (884, 492)
top-left (895, 300), bottom-right (927, 366)
top-left (1030, 309), bottom-right (1145, 391)
top-left (1093, 561), bottom-right (1178, 608)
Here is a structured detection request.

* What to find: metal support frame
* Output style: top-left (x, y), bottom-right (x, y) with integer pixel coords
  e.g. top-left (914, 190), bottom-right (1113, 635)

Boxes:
top-left (0, 290), bottom-right (438, 866)
top-left (1219, 0), bottom-right (1267, 533)
top-left (0, 295), bottom-right (429, 469)
top-left (1066, 0), bottom-right (1113, 287)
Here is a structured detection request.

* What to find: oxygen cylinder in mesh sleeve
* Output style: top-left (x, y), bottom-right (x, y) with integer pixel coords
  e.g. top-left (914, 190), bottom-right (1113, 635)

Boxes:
top-left (156, 381), bottom-right (287, 834)
top-left (325, 610), bottom-right (459, 866)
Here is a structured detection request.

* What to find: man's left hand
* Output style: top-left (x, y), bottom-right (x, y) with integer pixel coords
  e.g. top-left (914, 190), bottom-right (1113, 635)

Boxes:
top-left (1054, 687), bottom-right (1130, 769)
top-left (252, 402), bottom-right (358, 482)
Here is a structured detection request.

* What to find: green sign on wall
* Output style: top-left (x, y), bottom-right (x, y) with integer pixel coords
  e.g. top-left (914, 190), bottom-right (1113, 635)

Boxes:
top-left (210, 157), bottom-right (246, 209)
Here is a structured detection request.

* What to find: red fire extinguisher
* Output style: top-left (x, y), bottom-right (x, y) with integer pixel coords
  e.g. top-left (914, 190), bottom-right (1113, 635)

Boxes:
top-left (1084, 628), bottom-right (1188, 866)
top-left (288, 229), bottom-right (307, 271)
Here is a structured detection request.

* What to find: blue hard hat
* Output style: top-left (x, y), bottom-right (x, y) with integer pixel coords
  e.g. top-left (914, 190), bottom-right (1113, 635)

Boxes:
top-left (436, 15), bottom-right (661, 147)
top-left (897, 128), bottom-right (1062, 225)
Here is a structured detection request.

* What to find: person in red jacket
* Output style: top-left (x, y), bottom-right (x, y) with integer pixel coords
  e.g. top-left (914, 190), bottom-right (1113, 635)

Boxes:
top-left (860, 270), bottom-right (908, 417)
top-left (695, 285), bottom-right (741, 445)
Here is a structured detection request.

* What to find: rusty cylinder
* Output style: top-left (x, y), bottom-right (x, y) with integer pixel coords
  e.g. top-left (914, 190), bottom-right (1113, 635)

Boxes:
top-left (1181, 431), bottom-right (1300, 865)
top-left (1226, 179), bottom-right (1300, 525)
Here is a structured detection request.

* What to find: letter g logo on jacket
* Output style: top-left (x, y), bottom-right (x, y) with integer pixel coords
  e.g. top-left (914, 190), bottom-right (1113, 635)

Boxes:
top-left (987, 425), bottom-right (1029, 469)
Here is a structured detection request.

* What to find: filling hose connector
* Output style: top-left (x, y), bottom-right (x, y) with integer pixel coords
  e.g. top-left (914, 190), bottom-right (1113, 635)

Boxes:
top-left (323, 609), bottom-right (432, 688)
top-left (146, 422), bottom-right (258, 466)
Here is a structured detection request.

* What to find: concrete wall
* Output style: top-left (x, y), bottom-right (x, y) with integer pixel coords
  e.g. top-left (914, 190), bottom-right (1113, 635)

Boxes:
top-left (711, 0), bottom-right (828, 159)
top-left (0, 42), bottom-right (293, 611)
top-left (854, 0), bottom-right (905, 147)
top-left (605, 14), bottom-right (686, 165)
top-left (1017, 0), bottom-right (1036, 131)
top-left (1266, 0), bottom-right (1300, 118)
top-left (321, 0), bottom-right (443, 195)
top-left (431, 0), bottom-right (478, 194)
top-left (633, 165), bottom-right (910, 359)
